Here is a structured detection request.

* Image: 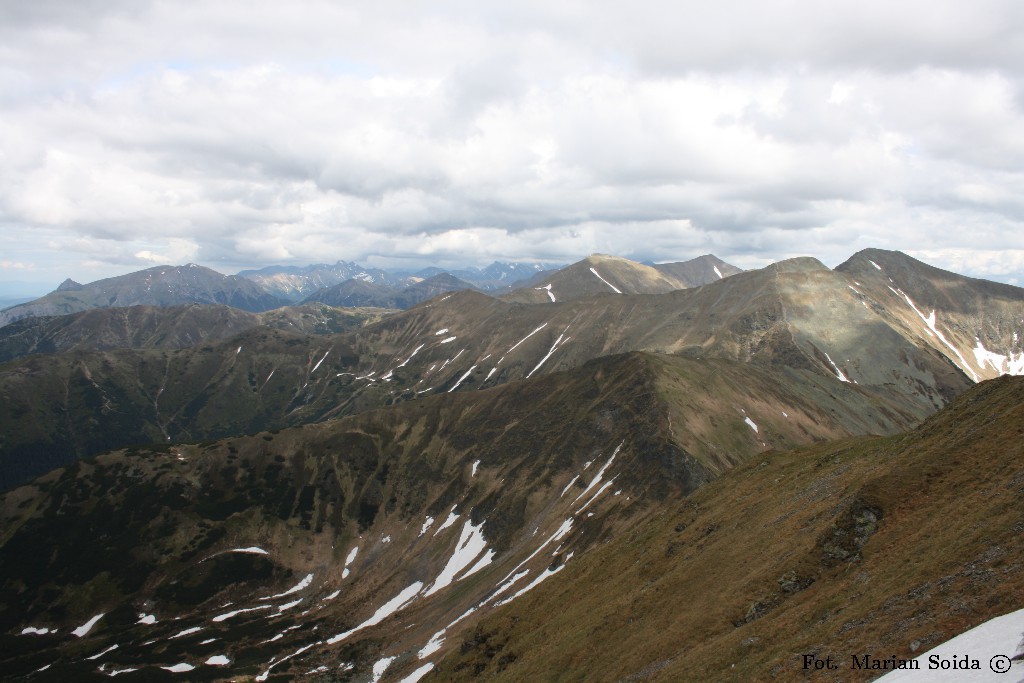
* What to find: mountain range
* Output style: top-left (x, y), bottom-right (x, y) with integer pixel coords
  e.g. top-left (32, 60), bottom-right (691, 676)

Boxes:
top-left (0, 248), bottom-right (1022, 682)
top-left (0, 255), bottom-right (735, 329)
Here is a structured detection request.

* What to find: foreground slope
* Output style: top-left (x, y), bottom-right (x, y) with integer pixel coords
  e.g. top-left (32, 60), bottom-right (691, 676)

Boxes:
top-left (0, 252), bottom-right (997, 489)
top-left (431, 375), bottom-right (1024, 682)
top-left (0, 352), bottom-right (915, 681)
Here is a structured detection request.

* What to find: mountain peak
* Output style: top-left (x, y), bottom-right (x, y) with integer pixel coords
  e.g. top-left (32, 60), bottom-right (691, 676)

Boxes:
top-left (768, 256), bottom-right (829, 274)
top-left (55, 278), bottom-right (83, 292)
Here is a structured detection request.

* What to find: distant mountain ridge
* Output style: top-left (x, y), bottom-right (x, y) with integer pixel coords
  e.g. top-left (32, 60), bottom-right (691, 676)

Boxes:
top-left (3, 248), bottom-right (1021, 490)
top-left (239, 260), bottom-right (556, 302)
top-left (237, 261), bottom-right (402, 301)
top-left (302, 273), bottom-right (479, 309)
top-left (0, 264), bottom-right (286, 328)
top-left (0, 254), bottom-right (731, 329)
top-left (504, 253), bottom-right (742, 303)
top-left (0, 303), bottom-right (394, 364)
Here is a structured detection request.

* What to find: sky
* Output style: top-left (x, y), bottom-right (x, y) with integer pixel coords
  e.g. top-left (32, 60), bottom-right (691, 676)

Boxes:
top-left (2, 0), bottom-right (1024, 294)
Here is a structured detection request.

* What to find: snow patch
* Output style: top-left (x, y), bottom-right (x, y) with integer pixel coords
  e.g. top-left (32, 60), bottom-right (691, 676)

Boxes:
top-left (572, 444), bottom-right (621, 506)
top-left (255, 642), bottom-right (320, 681)
top-left (434, 507), bottom-right (460, 535)
top-left (713, 265), bottom-right (723, 279)
top-left (577, 477), bottom-right (616, 513)
top-left (170, 626), bottom-right (202, 639)
top-left (973, 338), bottom-right (1024, 376)
top-left (822, 351), bottom-right (850, 382)
top-left (401, 663), bottom-right (436, 683)
top-left (439, 336), bottom-right (457, 344)
top-left (425, 519), bottom-right (493, 596)
top-left (526, 332), bottom-right (570, 378)
top-left (419, 516), bottom-right (435, 537)
top-left (560, 474), bottom-right (580, 497)
top-left (86, 644), bottom-right (119, 660)
top-left (500, 518), bottom-right (574, 584)
top-left (419, 629), bottom-right (446, 659)
top-left (311, 350), bottom-right (330, 374)
top-left (212, 605), bottom-right (272, 622)
top-left (535, 283), bottom-right (556, 302)
top-left (73, 613), bottom-right (105, 637)
top-left (277, 598), bottom-right (303, 612)
top-left (435, 328), bottom-right (448, 335)
top-left (105, 666), bottom-right (136, 676)
top-left (371, 657), bottom-right (396, 683)
top-left (448, 365), bottom-right (477, 392)
top-left (205, 655), bottom-right (230, 666)
top-left (261, 573), bottom-right (313, 600)
top-left (21, 626), bottom-right (54, 635)
top-left (162, 663), bottom-right (195, 673)
top-left (506, 323), bottom-right (548, 355)
top-left (868, 259), bottom-right (882, 270)
top-left (471, 460), bottom-right (480, 477)
top-left (228, 546), bottom-right (269, 555)
top-left (875, 607), bottom-right (1024, 682)
top-left (397, 344), bottom-right (425, 368)
top-left (744, 417), bottom-right (759, 433)
top-left (899, 293), bottom-right (979, 381)
top-left (326, 581), bottom-right (424, 644)
top-left (492, 570), bottom-right (531, 600)
top-left (495, 562), bottom-right (568, 606)
top-left (590, 267), bottom-right (623, 293)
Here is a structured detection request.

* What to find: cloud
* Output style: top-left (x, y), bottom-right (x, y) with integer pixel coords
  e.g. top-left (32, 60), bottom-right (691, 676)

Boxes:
top-left (0, 1), bottom-right (1022, 286)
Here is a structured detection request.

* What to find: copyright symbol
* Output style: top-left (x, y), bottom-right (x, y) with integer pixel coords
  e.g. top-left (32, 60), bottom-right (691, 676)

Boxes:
top-left (990, 654), bottom-right (1011, 674)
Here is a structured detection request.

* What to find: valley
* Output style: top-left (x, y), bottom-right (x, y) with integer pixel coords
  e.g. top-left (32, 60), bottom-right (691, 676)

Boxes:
top-left (0, 248), bottom-right (1022, 682)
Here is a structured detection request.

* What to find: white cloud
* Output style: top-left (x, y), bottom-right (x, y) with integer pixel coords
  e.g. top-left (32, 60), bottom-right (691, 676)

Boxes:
top-left (0, 0), bottom-right (1022, 285)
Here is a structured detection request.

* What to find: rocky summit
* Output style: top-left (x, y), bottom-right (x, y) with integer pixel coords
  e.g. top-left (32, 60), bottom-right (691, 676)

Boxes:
top-left (0, 249), bottom-right (1022, 682)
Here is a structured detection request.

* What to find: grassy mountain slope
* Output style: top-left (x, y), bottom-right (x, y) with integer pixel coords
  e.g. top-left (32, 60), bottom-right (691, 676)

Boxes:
top-left (836, 248), bottom-right (1024, 382)
top-left (0, 352), bottom-right (916, 681)
top-left (0, 303), bottom-right (393, 363)
top-left (651, 253), bottom-right (743, 286)
top-left (503, 254), bottom-right (690, 304)
top-left (430, 374), bottom-right (1024, 682)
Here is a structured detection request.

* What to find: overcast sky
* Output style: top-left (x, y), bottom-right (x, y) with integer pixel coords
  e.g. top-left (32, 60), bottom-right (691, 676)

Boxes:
top-left (2, 0), bottom-right (1024, 291)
